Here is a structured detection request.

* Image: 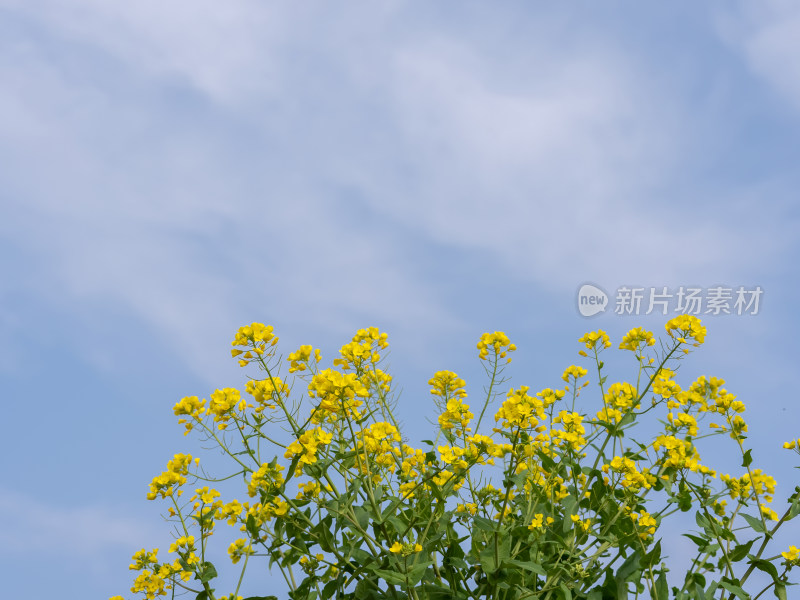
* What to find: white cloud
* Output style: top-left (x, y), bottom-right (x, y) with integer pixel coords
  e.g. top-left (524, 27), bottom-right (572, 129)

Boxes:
top-left (0, 488), bottom-right (161, 556)
top-left (718, 1), bottom-right (800, 112)
top-left (0, 1), bottom-right (794, 379)
top-left (0, 0), bottom-right (288, 104)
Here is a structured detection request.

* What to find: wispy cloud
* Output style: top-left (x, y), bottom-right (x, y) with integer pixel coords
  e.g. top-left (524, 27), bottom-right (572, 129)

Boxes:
top-left (0, 1), bottom-right (795, 381)
top-left (718, 1), bottom-right (800, 113)
top-left (0, 488), bottom-right (161, 556)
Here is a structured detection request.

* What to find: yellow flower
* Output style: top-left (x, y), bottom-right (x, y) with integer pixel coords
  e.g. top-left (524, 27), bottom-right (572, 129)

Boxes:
top-left (630, 510), bottom-right (658, 539)
top-left (168, 535), bottom-right (195, 554)
top-left (619, 327), bottom-right (655, 351)
top-left (528, 514), bottom-right (545, 530)
top-left (477, 331), bottom-right (515, 362)
top-left (209, 388), bottom-right (244, 420)
top-left (231, 323), bottom-right (278, 366)
top-left (333, 327), bottom-right (388, 371)
top-left (129, 548), bottom-right (159, 571)
top-left (307, 369), bottom-right (368, 423)
top-left (665, 315), bottom-right (706, 345)
top-left (781, 546), bottom-right (799, 563)
top-left (287, 345), bottom-right (322, 373)
top-left (390, 541), bottom-right (423, 556)
top-left (604, 382), bottom-right (639, 411)
top-left (228, 539), bottom-right (254, 564)
top-left (562, 365), bottom-right (588, 382)
top-left (146, 454), bottom-right (194, 500)
top-left (173, 396), bottom-right (207, 434)
top-left (578, 330), bottom-right (611, 351)
top-left (429, 371), bottom-right (468, 400)
top-left (761, 505), bottom-right (779, 521)
top-left (438, 397), bottom-right (474, 433)
top-left (495, 386), bottom-right (547, 430)
top-left (456, 503), bottom-right (478, 516)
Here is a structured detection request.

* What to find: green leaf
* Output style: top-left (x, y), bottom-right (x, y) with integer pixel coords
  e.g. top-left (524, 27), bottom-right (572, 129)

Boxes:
top-left (730, 539), bottom-right (756, 562)
top-left (321, 581), bottom-right (338, 600)
top-left (559, 583), bottom-right (573, 600)
top-left (788, 494), bottom-right (800, 520)
top-left (693, 582), bottom-right (708, 600)
top-left (418, 584), bottom-right (465, 600)
top-left (406, 561), bottom-right (431, 585)
top-left (616, 550), bottom-right (642, 599)
top-left (748, 557), bottom-right (779, 580)
top-left (683, 533), bottom-right (709, 549)
top-left (774, 583), bottom-right (787, 600)
top-left (352, 505), bottom-right (370, 531)
top-left (654, 572), bottom-right (668, 600)
top-left (742, 449), bottom-right (753, 468)
top-left (196, 562), bottom-right (217, 583)
top-left (195, 593), bottom-right (208, 600)
top-left (561, 495), bottom-right (578, 517)
top-left (641, 540), bottom-right (662, 569)
top-left (741, 513), bottom-right (766, 534)
top-left (374, 568), bottom-right (407, 586)
top-left (246, 514), bottom-right (260, 539)
top-left (348, 547), bottom-right (372, 565)
top-left (354, 578), bottom-right (379, 599)
top-left (243, 597), bottom-right (278, 600)
top-left (314, 517), bottom-right (335, 553)
top-left (718, 580), bottom-right (750, 599)
top-left (501, 559), bottom-right (546, 576)
top-left (472, 516), bottom-right (497, 532)
top-left (677, 489), bottom-right (693, 511)
top-left (618, 550), bottom-right (641, 581)
top-left (478, 536), bottom-right (510, 574)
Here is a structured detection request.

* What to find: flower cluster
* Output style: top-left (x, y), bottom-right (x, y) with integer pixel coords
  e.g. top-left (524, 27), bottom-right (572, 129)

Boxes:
top-left (437, 397), bottom-right (474, 434)
top-left (287, 344), bottom-right (322, 373)
top-left (112, 315), bottom-right (800, 600)
top-left (146, 454), bottom-right (196, 500)
top-left (231, 322), bottom-right (279, 367)
top-left (172, 395), bottom-right (206, 435)
top-left (477, 331), bottom-right (516, 361)
top-left (494, 386), bottom-right (547, 430)
top-left (429, 370), bottom-right (467, 400)
top-left (333, 327), bottom-right (388, 372)
top-left (665, 314), bottom-right (707, 349)
top-left (307, 369), bottom-right (368, 423)
top-left (602, 455), bottom-right (656, 491)
top-left (284, 427), bottom-right (333, 473)
top-left (619, 327), bottom-right (656, 352)
top-left (208, 387), bottom-right (246, 429)
top-left (245, 376), bottom-right (289, 411)
top-left (578, 329), bottom-right (611, 354)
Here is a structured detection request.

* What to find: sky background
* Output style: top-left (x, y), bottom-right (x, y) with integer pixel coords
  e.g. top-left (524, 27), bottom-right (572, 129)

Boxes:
top-left (1, 1), bottom-right (800, 598)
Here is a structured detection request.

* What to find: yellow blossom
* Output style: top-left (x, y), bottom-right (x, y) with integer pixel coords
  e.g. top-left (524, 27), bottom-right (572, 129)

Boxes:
top-left (619, 327), bottom-right (655, 351)
top-left (477, 331), bottom-right (516, 362)
top-left (578, 330), bottom-right (612, 351)
top-left (782, 546), bottom-right (800, 563)
top-left (228, 539), bottom-right (254, 564)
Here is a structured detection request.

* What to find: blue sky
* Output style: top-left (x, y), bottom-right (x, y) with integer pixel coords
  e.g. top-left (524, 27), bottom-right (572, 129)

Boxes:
top-left (1, 2), bottom-right (800, 598)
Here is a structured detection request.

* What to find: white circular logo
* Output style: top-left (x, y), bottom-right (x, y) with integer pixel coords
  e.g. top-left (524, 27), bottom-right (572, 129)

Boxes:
top-left (577, 284), bottom-right (608, 317)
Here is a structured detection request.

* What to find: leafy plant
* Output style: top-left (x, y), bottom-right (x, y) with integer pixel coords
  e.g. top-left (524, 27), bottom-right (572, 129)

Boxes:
top-left (112, 316), bottom-right (800, 600)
